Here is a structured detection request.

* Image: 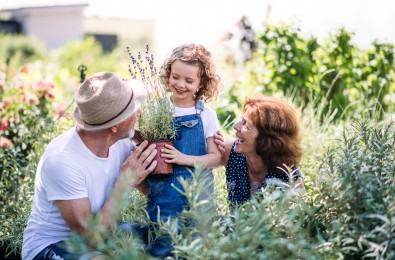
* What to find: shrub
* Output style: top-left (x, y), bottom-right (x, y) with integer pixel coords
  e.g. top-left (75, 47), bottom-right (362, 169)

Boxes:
top-left (15, 99), bottom-right (393, 259)
top-left (0, 34), bottom-right (46, 71)
top-left (2, 28), bottom-right (394, 260)
top-left (0, 68), bottom-right (61, 255)
top-left (214, 24), bottom-right (395, 125)
top-left (313, 117), bottom-right (395, 259)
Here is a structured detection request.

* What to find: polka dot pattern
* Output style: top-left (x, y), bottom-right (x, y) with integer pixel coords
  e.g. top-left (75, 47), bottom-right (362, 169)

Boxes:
top-left (225, 142), bottom-right (302, 205)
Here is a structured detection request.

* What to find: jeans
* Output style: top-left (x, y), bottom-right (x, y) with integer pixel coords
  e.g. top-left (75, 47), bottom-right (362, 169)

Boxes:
top-left (146, 103), bottom-right (213, 258)
top-left (33, 241), bottom-right (102, 260)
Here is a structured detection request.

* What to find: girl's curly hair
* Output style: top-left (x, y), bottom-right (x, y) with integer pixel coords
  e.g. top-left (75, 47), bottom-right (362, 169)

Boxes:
top-left (160, 43), bottom-right (221, 102)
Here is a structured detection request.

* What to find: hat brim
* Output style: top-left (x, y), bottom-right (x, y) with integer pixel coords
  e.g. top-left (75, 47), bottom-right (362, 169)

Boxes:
top-left (73, 79), bottom-right (146, 131)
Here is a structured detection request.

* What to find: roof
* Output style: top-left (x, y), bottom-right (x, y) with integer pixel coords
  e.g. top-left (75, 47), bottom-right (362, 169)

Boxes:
top-left (0, 0), bottom-right (89, 11)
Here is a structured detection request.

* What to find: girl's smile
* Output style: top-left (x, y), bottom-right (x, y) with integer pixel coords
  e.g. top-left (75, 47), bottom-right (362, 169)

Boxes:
top-left (169, 60), bottom-right (201, 107)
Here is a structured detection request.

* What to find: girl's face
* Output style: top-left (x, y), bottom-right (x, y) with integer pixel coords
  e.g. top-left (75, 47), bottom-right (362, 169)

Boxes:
top-left (233, 114), bottom-right (259, 155)
top-left (168, 60), bottom-right (201, 107)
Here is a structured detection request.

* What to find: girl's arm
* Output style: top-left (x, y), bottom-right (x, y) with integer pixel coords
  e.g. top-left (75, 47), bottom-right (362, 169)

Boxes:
top-left (161, 136), bottom-right (221, 168)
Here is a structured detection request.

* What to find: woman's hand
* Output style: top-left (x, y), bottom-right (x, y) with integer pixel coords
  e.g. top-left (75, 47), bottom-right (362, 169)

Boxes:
top-left (213, 130), bottom-right (225, 154)
top-left (161, 144), bottom-right (188, 165)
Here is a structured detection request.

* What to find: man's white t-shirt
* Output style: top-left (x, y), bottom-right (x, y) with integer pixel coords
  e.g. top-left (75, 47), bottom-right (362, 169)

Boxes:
top-left (167, 98), bottom-right (219, 143)
top-left (22, 127), bottom-right (134, 260)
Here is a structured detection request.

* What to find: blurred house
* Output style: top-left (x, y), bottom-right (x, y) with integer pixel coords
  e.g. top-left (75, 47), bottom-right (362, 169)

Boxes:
top-left (0, 2), bottom-right (88, 50)
top-left (1, 0), bottom-right (394, 58)
top-left (0, 1), bottom-right (155, 51)
top-left (84, 17), bottom-right (155, 52)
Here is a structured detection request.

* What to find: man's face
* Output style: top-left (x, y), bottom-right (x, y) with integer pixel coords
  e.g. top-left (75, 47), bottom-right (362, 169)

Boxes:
top-left (119, 108), bottom-right (141, 139)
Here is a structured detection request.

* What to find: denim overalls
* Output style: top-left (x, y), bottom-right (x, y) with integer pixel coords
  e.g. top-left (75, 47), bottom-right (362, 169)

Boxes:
top-left (146, 100), bottom-right (213, 257)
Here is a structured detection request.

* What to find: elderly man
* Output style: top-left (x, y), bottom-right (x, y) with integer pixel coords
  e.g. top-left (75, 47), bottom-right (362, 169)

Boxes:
top-left (22, 72), bottom-right (157, 260)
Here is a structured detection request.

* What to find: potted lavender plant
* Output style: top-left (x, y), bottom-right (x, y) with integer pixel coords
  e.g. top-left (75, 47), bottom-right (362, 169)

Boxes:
top-left (127, 46), bottom-right (176, 175)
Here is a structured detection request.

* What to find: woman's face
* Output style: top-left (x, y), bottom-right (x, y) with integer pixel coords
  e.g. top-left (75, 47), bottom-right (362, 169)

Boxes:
top-left (233, 114), bottom-right (259, 155)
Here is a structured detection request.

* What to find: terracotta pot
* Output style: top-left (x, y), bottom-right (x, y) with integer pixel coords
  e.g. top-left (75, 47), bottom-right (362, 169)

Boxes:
top-left (148, 140), bottom-right (173, 176)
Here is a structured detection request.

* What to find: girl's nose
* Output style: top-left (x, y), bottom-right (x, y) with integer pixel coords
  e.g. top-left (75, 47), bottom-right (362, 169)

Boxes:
top-left (176, 81), bottom-right (185, 87)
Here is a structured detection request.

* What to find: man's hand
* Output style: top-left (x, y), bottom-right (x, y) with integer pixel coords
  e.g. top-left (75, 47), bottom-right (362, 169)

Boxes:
top-left (100, 141), bottom-right (157, 228)
top-left (120, 140), bottom-right (157, 188)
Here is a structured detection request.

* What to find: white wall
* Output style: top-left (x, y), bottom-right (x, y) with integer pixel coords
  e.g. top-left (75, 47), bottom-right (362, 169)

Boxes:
top-left (15, 5), bottom-right (86, 49)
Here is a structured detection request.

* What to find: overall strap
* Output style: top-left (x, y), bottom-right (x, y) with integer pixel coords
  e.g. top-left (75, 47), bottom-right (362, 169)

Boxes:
top-left (195, 99), bottom-right (204, 118)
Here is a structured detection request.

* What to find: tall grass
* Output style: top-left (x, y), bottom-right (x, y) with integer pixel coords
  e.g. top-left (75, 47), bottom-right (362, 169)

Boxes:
top-left (62, 105), bottom-right (395, 259)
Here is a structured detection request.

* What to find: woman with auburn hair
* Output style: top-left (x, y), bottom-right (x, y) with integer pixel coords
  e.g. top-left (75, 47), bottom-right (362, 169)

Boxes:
top-left (214, 95), bottom-right (304, 205)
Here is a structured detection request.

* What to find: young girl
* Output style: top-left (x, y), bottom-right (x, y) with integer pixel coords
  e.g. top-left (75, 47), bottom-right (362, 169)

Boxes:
top-left (146, 43), bottom-right (222, 257)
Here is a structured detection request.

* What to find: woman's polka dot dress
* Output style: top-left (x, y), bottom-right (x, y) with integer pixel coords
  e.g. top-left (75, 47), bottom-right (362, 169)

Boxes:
top-left (225, 142), bottom-right (302, 205)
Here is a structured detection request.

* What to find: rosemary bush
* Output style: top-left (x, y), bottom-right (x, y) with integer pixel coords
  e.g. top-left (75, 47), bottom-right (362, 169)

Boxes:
top-left (156, 165), bottom-right (324, 260)
top-left (57, 108), bottom-right (395, 259)
top-left (127, 46), bottom-right (176, 141)
top-left (314, 117), bottom-right (395, 259)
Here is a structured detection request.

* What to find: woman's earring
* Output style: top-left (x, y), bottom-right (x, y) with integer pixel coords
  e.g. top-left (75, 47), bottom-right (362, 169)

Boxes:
top-left (111, 126), bottom-right (117, 133)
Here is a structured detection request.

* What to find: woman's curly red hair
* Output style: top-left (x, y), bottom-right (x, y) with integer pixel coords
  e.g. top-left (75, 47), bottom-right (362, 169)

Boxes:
top-left (243, 95), bottom-right (302, 172)
top-left (160, 43), bottom-right (221, 102)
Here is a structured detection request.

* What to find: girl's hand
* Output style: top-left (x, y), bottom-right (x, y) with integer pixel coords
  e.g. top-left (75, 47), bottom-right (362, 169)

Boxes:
top-left (161, 144), bottom-right (188, 165)
top-left (213, 130), bottom-right (225, 154)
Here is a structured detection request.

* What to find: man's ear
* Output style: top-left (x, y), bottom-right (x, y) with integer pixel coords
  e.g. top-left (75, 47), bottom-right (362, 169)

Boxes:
top-left (111, 126), bottom-right (118, 133)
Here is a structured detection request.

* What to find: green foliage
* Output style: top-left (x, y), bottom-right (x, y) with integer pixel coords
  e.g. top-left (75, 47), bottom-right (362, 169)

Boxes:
top-left (128, 46), bottom-right (176, 141)
top-left (258, 24), bottom-right (318, 100)
top-left (0, 69), bottom-right (63, 255)
top-left (0, 34), bottom-right (46, 69)
top-left (66, 175), bottom-right (151, 259)
top-left (51, 36), bottom-right (122, 75)
top-left (60, 111), bottom-right (395, 259)
top-left (313, 118), bottom-right (395, 259)
top-left (215, 83), bottom-right (242, 131)
top-left (1, 30), bottom-right (395, 260)
top-left (215, 24), bottom-right (395, 125)
top-left (159, 166), bottom-right (321, 260)
top-left (137, 97), bottom-right (177, 141)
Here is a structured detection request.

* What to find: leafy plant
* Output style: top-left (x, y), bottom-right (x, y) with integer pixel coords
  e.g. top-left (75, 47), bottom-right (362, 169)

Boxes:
top-left (216, 24), bottom-right (395, 125)
top-left (0, 34), bottom-right (46, 72)
top-left (313, 117), bottom-right (395, 259)
top-left (1, 29), bottom-right (395, 260)
top-left (0, 68), bottom-right (62, 256)
top-left (127, 45), bottom-right (176, 141)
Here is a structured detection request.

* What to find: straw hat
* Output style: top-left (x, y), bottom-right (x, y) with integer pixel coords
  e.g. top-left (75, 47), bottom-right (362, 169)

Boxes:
top-left (73, 72), bottom-right (146, 131)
